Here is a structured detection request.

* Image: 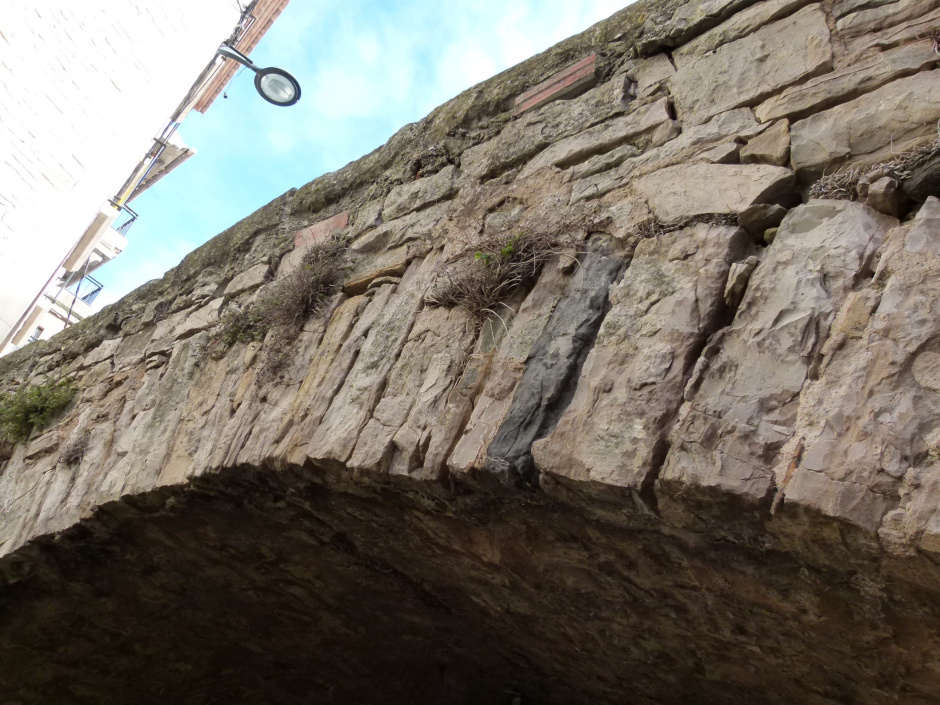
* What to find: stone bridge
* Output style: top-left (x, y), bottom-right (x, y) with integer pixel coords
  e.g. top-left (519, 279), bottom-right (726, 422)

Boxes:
top-left (3, 1), bottom-right (940, 703)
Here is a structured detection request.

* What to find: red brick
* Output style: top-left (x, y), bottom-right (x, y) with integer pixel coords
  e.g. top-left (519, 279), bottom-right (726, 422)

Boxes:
top-left (294, 211), bottom-right (349, 249)
top-left (513, 54), bottom-right (598, 117)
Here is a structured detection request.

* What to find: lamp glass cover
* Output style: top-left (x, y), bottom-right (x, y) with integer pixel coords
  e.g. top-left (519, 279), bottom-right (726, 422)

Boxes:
top-left (259, 73), bottom-right (297, 103)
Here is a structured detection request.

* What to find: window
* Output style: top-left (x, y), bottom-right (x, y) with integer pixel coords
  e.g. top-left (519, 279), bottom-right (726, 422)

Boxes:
top-left (27, 326), bottom-right (44, 343)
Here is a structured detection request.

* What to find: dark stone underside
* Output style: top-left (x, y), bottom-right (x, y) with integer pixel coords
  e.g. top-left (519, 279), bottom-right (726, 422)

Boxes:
top-left (2, 465), bottom-right (940, 705)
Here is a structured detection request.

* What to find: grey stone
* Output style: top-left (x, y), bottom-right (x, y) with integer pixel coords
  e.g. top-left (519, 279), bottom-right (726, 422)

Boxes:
top-left (832, 0), bottom-right (900, 20)
top-left (865, 176), bottom-right (900, 216)
top-left (520, 98), bottom-right (671, 177)
top-left (224, 263), bottom-right (269, 297)
top-left (632, 53), bottom-right (675, 99)
top-left (845, 8), bottom-right (940, 54)
top-left (779, 199), bottom-right (940, 535)
top-left (533, 224), bottom-right (749, 491)
top-left (661, 201), bottom-right (896, 502)
top-left (697, 142), bottom-right (742, 164)
top-left (836, 0), bottom-right (940, 37)
top-left (383, 165), bottom-right (458, 221)
top-left (724, 256), bottom-right (760, 307)
top-left (173, 298), bottom-right (223, 340)
top-left (675, 0), bottom-right (815, 59)
top-left (485, 250), bottom-right (624, 486)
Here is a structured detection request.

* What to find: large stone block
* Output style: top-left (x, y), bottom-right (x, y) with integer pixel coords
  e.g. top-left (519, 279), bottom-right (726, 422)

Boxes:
top-left (674, 0), bottom-right (814, 60)
top-left (755, 40), bottom-right (938, 123)
top-left (383, 165), bottom-right (458, 221)
top-left (519, 98), bottom-right (671, 177)
top-left (791, 71), bottom-right (940, 175)
top-left (533, 224), bottom-right (749, 491)
top-left (780, 199), bottom-right (940, 536)
top-left (632, 163), bottom-right (796, 224)
top-left (670, 4), bottom-right (832, 126)
top-left (660, 201), bottom-right (896, 502)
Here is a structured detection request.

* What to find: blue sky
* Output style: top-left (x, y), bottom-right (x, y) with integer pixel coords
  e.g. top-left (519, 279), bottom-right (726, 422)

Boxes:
top-left (94, 0), bottom-right (632, 308)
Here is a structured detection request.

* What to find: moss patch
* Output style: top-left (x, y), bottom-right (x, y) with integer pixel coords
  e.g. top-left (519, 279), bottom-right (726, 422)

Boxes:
top-left (0, 379), bottom-right (77, 444)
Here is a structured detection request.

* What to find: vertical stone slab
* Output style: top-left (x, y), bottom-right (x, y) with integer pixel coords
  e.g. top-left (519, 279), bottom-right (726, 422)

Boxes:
top-left (780, 199), bottom-right (940, 536)
top-left (484, 249), bottom-right (624, 485)
top-left (533, 224), bottom-right (749, 492)
top-left (660, 201), bottom-right (896, 503)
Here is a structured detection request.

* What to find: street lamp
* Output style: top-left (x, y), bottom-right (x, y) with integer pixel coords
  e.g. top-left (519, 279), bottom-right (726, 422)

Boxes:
top-left (218, 44), bottom-right (301, 106)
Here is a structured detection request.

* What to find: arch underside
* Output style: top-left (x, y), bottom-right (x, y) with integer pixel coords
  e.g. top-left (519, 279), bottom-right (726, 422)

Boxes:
top-left (1, 464), bottom-right (939, 705)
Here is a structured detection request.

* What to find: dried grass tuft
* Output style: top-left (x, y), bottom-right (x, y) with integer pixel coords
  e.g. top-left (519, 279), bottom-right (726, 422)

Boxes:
top-left (209, 237), bottom-right (349, 375)
top-left (635, 213), bottom-right (739, 238)
top-left (426, 230), bottom-right (571, 320)
top-left (809, 137), bottom-right (940, 201)
top-left (58, 430), bottom-right (90, 466)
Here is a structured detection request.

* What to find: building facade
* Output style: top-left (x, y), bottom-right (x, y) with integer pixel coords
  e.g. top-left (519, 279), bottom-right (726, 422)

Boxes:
top-left (0, 0), bottom-right (290, 354)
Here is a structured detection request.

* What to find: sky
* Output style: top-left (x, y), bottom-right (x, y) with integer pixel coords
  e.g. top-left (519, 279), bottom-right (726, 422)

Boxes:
top-left (93, 0), bottom-right (634, 309)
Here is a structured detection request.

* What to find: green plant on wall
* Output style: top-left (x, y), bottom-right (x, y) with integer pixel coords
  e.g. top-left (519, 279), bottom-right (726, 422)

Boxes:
top-left (209, 237), bottom-right (349, 375)
top-left (428, 230), bottom-right (569, 321)
top-left (0, 378), bottom-right (77, 444)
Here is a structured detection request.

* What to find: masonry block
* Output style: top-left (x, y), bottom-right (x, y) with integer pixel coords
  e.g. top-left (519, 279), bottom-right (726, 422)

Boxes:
top-left (294, 211), bottom-right (349, 249)
top-left (513, 54), bottom-right (598, 117)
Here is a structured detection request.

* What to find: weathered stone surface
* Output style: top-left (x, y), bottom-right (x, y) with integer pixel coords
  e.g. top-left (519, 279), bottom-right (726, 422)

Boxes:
top-left (303, 256), bottom-right (438, 468)
top-left (724, 255), bottom-right (759, 307)
top-left (569, 108), bottom-right (771, 202)
top-left (5, 2), bottom-right (940, 703)
top-left (534, 224), bottom-right (748, 491)
top-left (223, 262), bottom-right (269, 296)
top-left (836, 0), bottom-right (940, 37)
top-left (865, 175), bottom-right (900, 216)
top-left (674, 0), bottom-right (813, 59)
top-left (631, 53), bottom-right (675, 98)
top-left (845, 7), bottom-right (940, 54)
top-left (661, 201), bottom-right (896, 502)
top-left (832, 0), bottom-right (897, 21)
top-left (461, 77), bottom-right (632, 181)
top-left (778, 199), bottom-right (940, 536)
top-left (485, 249), bottom-right (623, 485)
top-left (670, 5), bottom-right (832, 125)
top-left (294, 211), bottom-right (349, 248)
top-left (738, 203), bottom-right (788, 238)
top-left (636, 0), bottom-right (756, 54)
top-left (697, 141), bottom-right (742, 164)
top-left (755, 40), bottom-right (938, 123)
top-left (173, 298), bottom-right (223, 339)
top-left (792, 71), bottom-right (940, 175)
top-left (740, 119), bottom-right (790, 166)
top-left (632, 163), bottom-right (795, 224)
top-left (384, 165), bottom-right (458, 221)
top-left (447, 260), bottom-right (575, 476)
top-left (519, 97), bottom-right (671, 177)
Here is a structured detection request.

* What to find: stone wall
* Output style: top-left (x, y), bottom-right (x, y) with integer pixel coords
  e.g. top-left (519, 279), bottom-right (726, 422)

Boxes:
top-left (3, 1), bottom-right (940, 703)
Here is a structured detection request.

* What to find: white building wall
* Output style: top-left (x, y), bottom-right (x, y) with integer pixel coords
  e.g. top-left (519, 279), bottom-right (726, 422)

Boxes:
top-left (0, 0), bottom-right (241, 345)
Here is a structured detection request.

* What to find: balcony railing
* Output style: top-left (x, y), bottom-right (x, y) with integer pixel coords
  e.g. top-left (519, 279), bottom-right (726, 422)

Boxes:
top-left (69, 275), bottom-right (104, 306)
